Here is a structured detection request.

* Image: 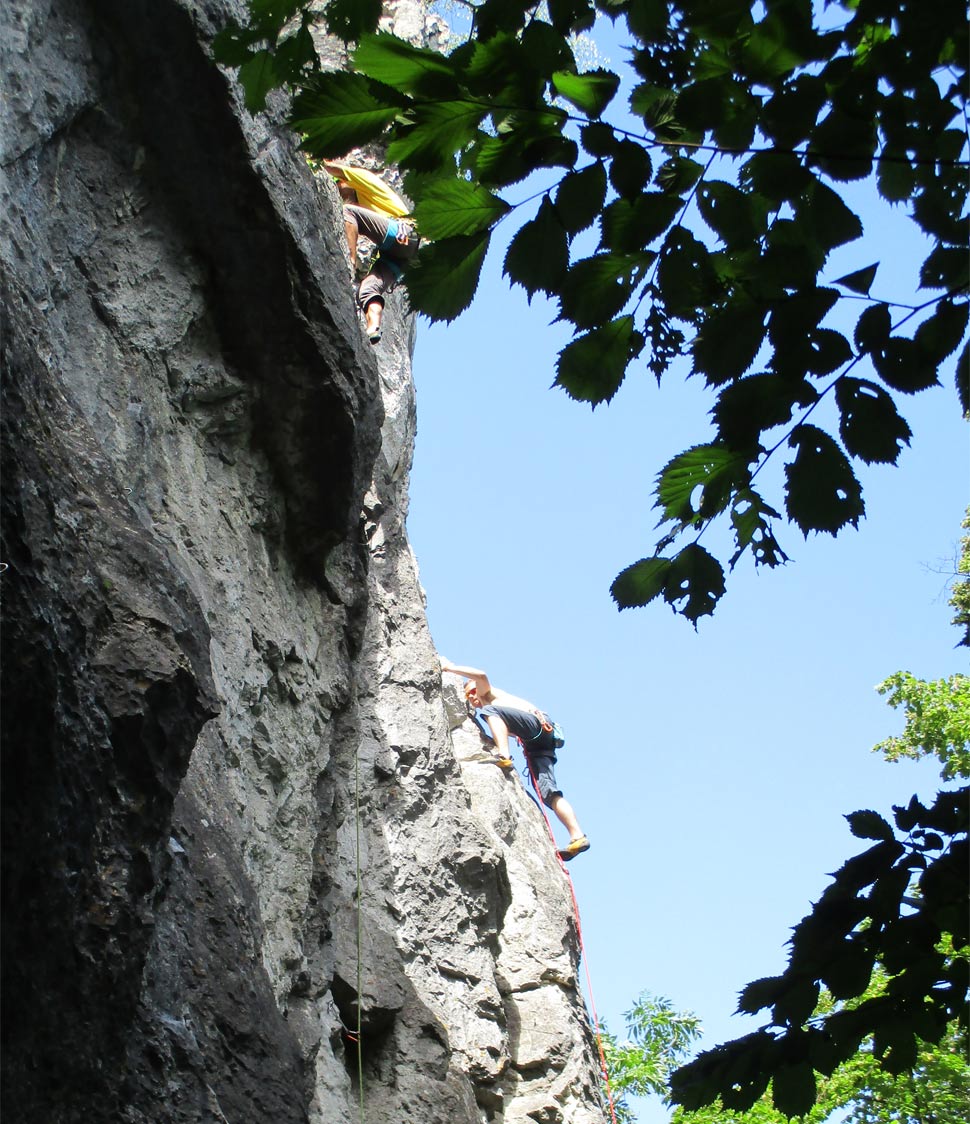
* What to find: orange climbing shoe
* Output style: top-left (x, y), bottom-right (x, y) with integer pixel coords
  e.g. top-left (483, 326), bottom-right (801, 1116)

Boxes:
top-left (489, 756), bottom-right (514, 770)
top-left (558, 836), bottom-right (590, 861)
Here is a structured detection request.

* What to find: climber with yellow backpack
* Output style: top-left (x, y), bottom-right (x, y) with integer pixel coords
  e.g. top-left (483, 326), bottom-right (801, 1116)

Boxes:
top-left (323, 160), bottom-right (421, 345)
top-left (439, 658), bottom-right (591, 861)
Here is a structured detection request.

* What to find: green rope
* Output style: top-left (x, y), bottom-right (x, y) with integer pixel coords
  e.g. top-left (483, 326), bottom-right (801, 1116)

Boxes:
top-left (355, 743), bottom-right (364, 1123)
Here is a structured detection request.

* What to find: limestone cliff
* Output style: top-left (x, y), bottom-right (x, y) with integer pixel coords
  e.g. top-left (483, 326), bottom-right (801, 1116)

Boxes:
top-left (0, 2), bottom-right (609, 1121)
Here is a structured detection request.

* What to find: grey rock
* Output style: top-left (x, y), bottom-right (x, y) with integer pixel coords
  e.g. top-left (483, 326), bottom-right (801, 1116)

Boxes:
top-left (0, 1), bottom-right (610, 1121)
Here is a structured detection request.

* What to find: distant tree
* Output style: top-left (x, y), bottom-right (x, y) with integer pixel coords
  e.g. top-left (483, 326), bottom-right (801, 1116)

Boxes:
top-left (605, 980), bottom-right (969, 1124)
top-left (672, 974), bottom-right (969, 1124)
top-left (601, 992), bottom-right (702, 1123)
top-left (668, 511), bottom-right (968, 1117)
top-left (214, 0), bottom-right (969, 624)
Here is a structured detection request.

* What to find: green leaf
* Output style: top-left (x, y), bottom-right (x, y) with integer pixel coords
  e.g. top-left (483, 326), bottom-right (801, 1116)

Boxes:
top-left (871, 336), bottom-right (939, 395)
top-left (877, 149), bottom-right (918, 202)
top-left (610, 556), bottom-right (671, 611)
top-left (771, 1062), bottom-right (816, 1116)
top-left (291, 72), bottom-right (402, 157)
top-left (238, 50), bottom-right (279, 112)
top-left (834, 262), bottom-right (878, 296)
top-left (580, 122), bottom-right (618, 157)
top-left (212, 23), bottom-right (261, 68)
top-left (920, 246), bottom-right (970, 292)
top-left (785, 425), bottom-right (864, 535)
top-left (657, 227), bottom-right (720, 322)
top-left (692, 303), bottom-right (766, 385)
top-left (503, 198), bottom-right (569, 299)
top-left (799, 180), bottom-right (863, 253)
top-left (353, 32), bottom-right (456, 94)
top-left (555, 162), bottom-right (608, 235)
top-left (730, 488), bottom-right (789, 569)
top-left (665, 543), bottom-right (727, 623)
top-left (741, 152), bottom-right (813, 202)
top-left (612, 544), bottom-right (726, 624)
top-left (323, 0), bottom-right (382, 41)
top-left (714, 375), bottom-right (817, 449)
top-left (600, 194), bottom-right (680, 254)
top-left (656, 444), bottom-right (747, 525)
top-left (609, 140), bottom-right (652, 200)
top-left (554, 316), bottom-right (644, 404)
top-left (404, 232), bottom-right (490, 322)
top-left (854, 302), bottom-right (892, 354)
top-left (846, 809), bottom-right (896, 842)
top-left (696, 181), bottom-right (770, 248)
top-left (558, 254), bottom-right (644, 330)
top-left (656, 156), bottom-right (705, 195)
top-left (412, 179), bottom-right (509, 240)
top-left (386, 101), bottom-right (485, 172)
top-left (915, 299), bottom-right (969, 364)
top-left (835, 378), bottom-right (912, 464)
top-left (552, 68), bottom-right (620, 118)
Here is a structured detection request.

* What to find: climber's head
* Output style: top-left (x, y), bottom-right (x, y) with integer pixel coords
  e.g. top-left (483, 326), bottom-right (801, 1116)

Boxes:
top-left (464, 681), bottom-right (479, 706)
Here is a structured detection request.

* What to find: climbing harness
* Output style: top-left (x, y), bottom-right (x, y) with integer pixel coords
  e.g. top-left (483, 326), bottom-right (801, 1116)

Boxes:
top-left (522, 745), bottom-right (619, 1124)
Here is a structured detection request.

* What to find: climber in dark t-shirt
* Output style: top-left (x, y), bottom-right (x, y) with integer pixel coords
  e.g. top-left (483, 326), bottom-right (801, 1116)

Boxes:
top-left (439, 658), bottom-right (590, 861)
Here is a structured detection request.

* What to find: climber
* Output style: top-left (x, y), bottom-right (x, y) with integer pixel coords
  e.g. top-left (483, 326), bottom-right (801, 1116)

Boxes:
top-left (439, 658), bottom-right (590, 861)
top-left (323, 159), bottom-right (419, 345)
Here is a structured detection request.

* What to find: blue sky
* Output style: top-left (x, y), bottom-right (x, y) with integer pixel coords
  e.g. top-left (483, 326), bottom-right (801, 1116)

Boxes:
top-left (406, 8), bottom-right (967, 1119)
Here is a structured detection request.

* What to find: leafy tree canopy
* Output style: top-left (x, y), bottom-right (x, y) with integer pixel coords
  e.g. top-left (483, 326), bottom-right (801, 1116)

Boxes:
top-left (605, 982), bottom-right (969, 1124)
top-left (214, 0), bottom-right (968, 624)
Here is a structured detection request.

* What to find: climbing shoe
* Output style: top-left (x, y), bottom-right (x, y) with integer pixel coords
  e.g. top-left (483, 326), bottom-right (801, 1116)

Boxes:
top-left (368, 328), bottom-right (382, 345)
top-left (489, 756), bottom-right (514, 770)
top-left (558, 836), bottom-right (590, 861)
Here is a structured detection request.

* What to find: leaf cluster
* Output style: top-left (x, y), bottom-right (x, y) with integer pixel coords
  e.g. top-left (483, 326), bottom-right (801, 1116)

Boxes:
top-left (215, 0), bottom-right (969, 623)
top-left (669, 787), bottom-right (970, 1117)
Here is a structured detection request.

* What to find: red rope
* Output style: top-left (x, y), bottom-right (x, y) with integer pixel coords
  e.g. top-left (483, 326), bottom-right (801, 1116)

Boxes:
top-left (521, 742), bottom-right (619, 1124)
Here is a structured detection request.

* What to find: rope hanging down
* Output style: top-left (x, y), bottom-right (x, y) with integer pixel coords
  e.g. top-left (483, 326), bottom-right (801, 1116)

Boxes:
top-left (523, 745), bottom-right (619, 1124)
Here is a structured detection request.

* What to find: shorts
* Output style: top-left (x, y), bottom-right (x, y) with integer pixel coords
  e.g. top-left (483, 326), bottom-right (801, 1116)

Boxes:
top-left (524, 753), bottom-right (562, 803)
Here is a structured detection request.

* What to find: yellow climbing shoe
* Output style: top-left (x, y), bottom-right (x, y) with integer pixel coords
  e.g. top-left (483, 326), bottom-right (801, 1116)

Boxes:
top-left (558, 836), bottom-right (590, 861)
top-left (490, 756), bottom-right (514, 770)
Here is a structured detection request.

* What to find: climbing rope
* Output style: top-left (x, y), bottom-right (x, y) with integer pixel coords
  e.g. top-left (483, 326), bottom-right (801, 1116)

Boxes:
top-left (523, 746), bottom-right (619, 1124)
top-left (354, 743), bottom-right (365, 1123)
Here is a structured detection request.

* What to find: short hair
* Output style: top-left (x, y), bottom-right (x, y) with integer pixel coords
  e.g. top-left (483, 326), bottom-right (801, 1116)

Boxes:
top-left (464, 681), bottom-right (478, 699)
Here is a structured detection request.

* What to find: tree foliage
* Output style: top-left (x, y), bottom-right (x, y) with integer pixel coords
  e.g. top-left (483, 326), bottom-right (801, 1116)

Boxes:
top-left (872, 513), bottom-right (970, 781)
top-left (602, 992), bottom-right (702, 1123)
top-left (672, 977), bottom-right (970, 1124)
top-left (214, 0), bottom-right (969, 623)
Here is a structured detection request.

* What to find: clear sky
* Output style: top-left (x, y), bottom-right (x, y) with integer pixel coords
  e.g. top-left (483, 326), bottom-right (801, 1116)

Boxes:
top-left (406, 9), bottom-right (967, 1120)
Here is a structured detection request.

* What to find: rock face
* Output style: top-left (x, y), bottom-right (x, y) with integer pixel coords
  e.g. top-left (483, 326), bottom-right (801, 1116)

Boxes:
top-left (0, 2), bottom-right (609, 1121)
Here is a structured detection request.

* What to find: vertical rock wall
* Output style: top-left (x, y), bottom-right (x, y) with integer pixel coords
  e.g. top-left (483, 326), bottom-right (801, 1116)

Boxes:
top-left (0, 1), bottom-right (609, 1120)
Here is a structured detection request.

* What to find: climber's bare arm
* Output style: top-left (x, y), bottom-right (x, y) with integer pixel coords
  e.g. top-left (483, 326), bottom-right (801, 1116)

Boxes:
top-left (439, 658), bottom-right (492, 697)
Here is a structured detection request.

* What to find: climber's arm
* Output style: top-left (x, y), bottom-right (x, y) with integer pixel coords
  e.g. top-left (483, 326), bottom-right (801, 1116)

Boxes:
top-left (439, 658), bottom-right (492, 697)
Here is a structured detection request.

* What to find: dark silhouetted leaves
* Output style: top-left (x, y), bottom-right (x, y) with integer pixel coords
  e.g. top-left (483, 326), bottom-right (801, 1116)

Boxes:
top-left (696, 180), bottom-right (770, 248)
top-left (323, 0), bottom-right (382, 43)
top-left (555, 162), bottom-right (608, 235)
top-left (609, 139), bottom-right (653, 199)
top-left (835, 263), bottom-right (878, 296)
top-left (835, 378), bottom-right (912, 464)
top-left (730, 488), bottom-right (789, 568)
top-left (503, 197), bottom-right (569, 298)
top-left (611, 543), bottom-right (726, 623)
top-left (771, 1063), bottom-right (817, 1116)
top-left (557, 254), bottom-right (644, 329)
top-left (785, 425), bottom-right (864, 534)
top-left (692, 304), bottom-right (765, 385)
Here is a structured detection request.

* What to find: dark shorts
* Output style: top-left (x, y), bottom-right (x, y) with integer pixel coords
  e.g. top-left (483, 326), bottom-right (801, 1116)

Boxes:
top-left (524, 752), bottom-right (562, 803)
top-left (344, 204), bottom-right (418, 311)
